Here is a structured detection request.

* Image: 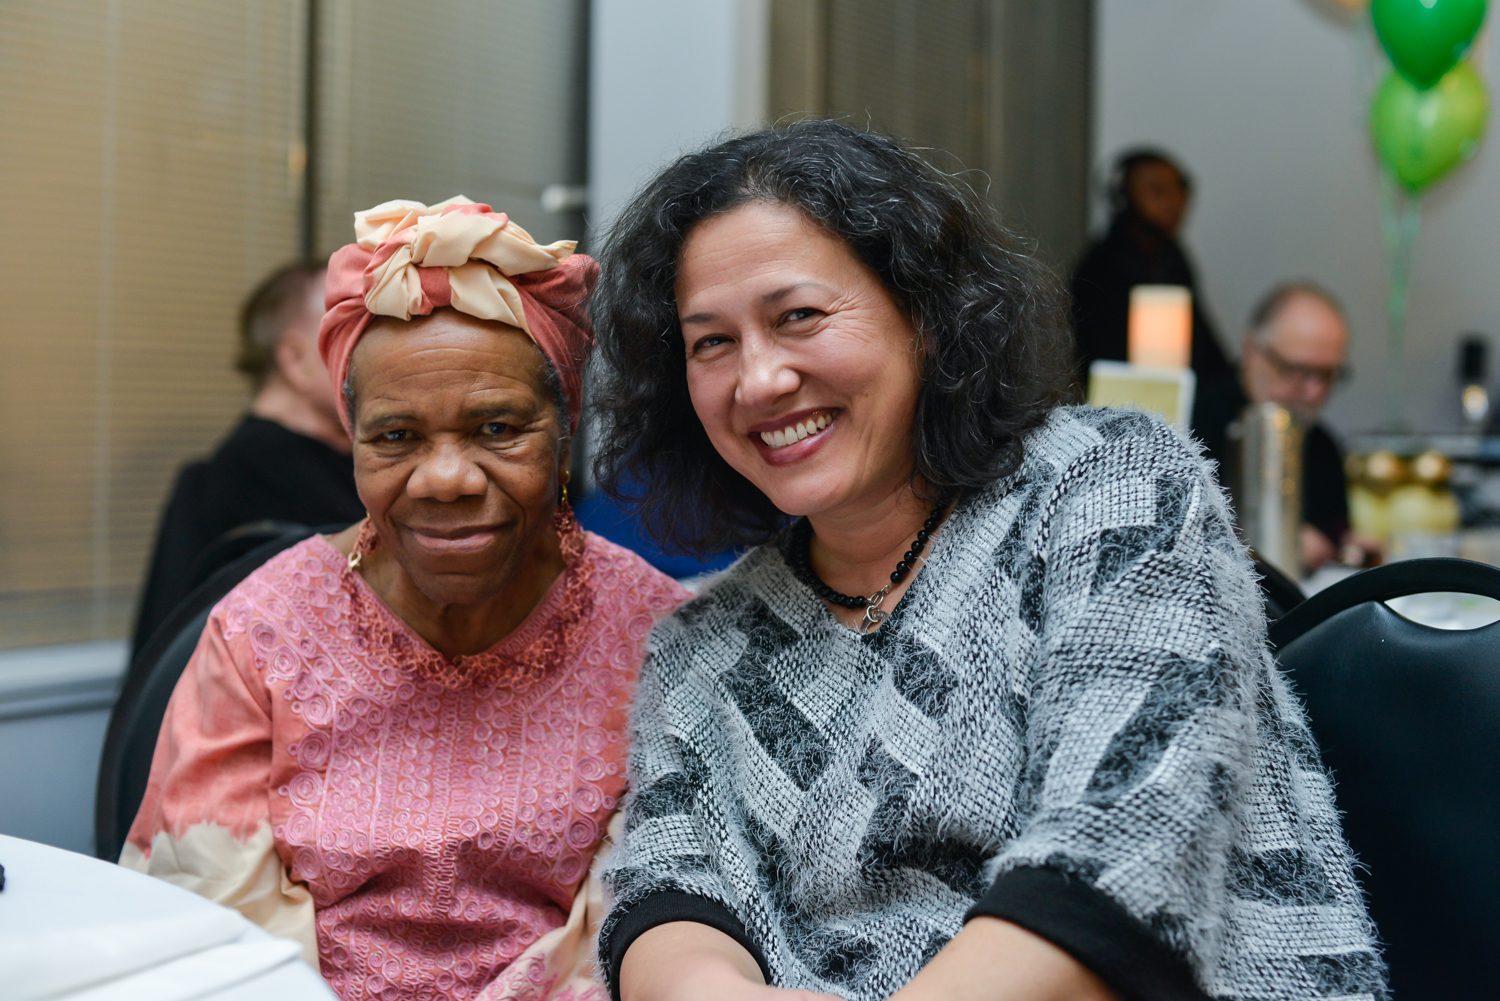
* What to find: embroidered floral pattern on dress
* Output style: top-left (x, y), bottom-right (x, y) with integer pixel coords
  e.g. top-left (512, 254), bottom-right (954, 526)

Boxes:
top-left (338, 513), bottom-right (597, 690)
top-left (474, 951), bottom-right (610, 1001)
top-left (216, 533), bottom-right (685, 1001)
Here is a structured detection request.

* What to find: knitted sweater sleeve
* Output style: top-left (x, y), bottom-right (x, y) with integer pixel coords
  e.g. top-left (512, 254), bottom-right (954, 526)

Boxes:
top-left (596, 602), bottom-right (770, 996)
top-left (970, 416), bottom-right (1380, 996)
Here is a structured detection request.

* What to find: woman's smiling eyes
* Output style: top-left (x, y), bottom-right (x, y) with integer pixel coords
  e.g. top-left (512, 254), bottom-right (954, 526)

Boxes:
top-left (687, 333), bottom-right (731, 358)
top-left (366, 421), bottom-right (522, 446)
top-left (685, 306), bottom-right (824, 358)
top-left (781, 306), bottom-right (821, 324)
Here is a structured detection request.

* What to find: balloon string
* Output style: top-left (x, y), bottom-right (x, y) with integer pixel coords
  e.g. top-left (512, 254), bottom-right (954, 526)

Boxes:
top-left (1381, 174), bottom-right (1422, 431)
top-left (1378, 169), bottom-right (1399, 260)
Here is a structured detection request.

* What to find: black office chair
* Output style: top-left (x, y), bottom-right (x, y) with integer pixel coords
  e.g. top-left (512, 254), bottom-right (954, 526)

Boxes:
top-left (1268, 557), bottom-right (1500, 999)
top-left (183, 519), bottom-right (311, 598)
top-left (95, 523), bottom-right (323, 862)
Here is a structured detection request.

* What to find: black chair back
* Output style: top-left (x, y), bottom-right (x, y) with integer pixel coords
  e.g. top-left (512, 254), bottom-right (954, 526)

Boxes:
top-left (183, 519), bottom-right (310, 597)
top-left (95, 524), bottom-right (322, 861)
top-left (1268, 558), bottom-right (1500, 999)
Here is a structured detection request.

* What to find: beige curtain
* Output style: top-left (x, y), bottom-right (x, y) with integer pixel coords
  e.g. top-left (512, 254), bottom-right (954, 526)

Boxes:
top-left (769, 0), bottom-right (1093, 270)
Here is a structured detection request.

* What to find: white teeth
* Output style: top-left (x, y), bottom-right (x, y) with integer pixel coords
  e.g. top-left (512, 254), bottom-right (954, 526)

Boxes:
top-left (758, 412), bottom-right (834, 449)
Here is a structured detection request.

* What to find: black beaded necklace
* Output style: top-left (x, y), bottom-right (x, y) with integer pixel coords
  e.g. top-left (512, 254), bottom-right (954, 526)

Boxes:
top-left (789, 495), bottom-right (952, 632)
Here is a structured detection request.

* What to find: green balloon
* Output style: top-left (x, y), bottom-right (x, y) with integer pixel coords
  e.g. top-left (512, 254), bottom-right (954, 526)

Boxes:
top-left (1371, 62), bottom-right (1489, 192)
top-left (1373, 0), bottom-right (1488, 89)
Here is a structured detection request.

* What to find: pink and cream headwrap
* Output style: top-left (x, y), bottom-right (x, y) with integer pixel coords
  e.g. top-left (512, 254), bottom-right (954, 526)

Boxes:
top-left (318, 195), bottom-right (599, 433)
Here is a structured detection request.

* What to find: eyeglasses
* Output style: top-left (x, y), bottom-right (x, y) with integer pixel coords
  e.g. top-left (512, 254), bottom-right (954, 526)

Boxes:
top-left (1254, 340), bottom-right (1351, 388)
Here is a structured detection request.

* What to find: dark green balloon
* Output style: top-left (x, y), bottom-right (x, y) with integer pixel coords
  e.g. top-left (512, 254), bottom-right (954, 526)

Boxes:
top-left (1373, 0), bottom-right (1488, 89)
top-left (1371, 62), bottom-right (1489, 192)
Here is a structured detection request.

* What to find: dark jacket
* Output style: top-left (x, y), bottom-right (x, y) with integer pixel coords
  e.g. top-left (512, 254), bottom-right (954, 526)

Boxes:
top-left (1071, 212), bottom-right (1232, 386)
top-left (130, 415), bottom-right (363, 659)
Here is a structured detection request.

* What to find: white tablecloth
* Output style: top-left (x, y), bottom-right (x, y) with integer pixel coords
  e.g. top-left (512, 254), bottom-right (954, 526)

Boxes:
top-left (0, 833), bottom-right (335, 1001)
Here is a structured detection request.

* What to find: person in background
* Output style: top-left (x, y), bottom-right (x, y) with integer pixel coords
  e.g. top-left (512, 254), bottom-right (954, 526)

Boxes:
top-left (588, 120), bottom-right (1384, 1001)
top-left (1191, 281), bottom-right (1365, 573)
top-left (124, 197), bottom-right (689, 1000)
top-left (1071, 148), bottom-right (1232, 386)
top-left (130, 261), bottom-right (364, 659)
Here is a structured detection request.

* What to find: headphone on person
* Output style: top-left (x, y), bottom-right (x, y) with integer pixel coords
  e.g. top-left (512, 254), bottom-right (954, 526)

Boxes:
top-left (1103, 147), bottom-right (1192, 215)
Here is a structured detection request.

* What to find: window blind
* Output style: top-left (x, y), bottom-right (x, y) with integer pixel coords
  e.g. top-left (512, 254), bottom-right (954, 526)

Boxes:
top-left (314, 0), bottom-right (589, 255)
top-left (0, 0), bottom-right (304, 649)
top-left (0, 0), bottom-right (589, 651)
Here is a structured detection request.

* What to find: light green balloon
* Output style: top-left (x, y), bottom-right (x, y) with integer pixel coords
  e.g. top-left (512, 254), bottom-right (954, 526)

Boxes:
top-left (1371, 61), bottom-right (1489, 192)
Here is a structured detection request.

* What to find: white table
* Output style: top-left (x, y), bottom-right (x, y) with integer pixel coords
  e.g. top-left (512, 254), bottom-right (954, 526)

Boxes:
top-left (0, 833), bottom-right (334, 1001)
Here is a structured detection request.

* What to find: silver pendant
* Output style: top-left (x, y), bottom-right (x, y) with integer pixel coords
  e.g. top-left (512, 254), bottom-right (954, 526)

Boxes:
top-left (860, 587), bottom-right (892, 632)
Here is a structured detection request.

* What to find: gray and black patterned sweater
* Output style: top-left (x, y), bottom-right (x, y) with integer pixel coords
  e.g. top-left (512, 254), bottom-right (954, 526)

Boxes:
top-left (600, 407), bottom-right (1386, 1001)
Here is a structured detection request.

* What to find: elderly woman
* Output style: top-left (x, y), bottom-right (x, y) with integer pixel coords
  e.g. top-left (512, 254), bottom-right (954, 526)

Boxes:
top-left (589, 122), bottom-right (1386, 1001)
top-left (124, 197), bottom-right (688, 1000)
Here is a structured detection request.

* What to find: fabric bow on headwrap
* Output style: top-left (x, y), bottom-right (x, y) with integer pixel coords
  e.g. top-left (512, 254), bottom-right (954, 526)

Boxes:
top-left (318, 195), bottom-right (599, 433)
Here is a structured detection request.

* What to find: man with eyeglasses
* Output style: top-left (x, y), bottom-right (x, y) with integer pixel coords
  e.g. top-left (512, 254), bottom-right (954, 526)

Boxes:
top-left (1192, 281), bottom-right (1372, 573)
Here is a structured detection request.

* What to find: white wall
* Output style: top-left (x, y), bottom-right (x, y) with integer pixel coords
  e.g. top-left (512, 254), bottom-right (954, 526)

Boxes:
top-left (0, 708), bottom-right (112, 854)
top-left (1095, 0), bottom-right (1499, 436)
top-left (0, 642), bottom-right (123, 854)
top-left (587, 0), bottom-right (768, 243)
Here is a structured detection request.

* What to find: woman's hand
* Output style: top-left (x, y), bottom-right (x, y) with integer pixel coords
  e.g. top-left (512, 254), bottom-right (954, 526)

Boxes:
top-left (681, 983), bottom-right (844, 1001)
top-left (619, 922), bottom-right (845, 1001)
top-left (887, 916), bottom-right (1117, 1001)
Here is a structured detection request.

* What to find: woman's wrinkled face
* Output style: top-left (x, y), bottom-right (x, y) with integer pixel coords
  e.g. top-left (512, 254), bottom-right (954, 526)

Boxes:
top-left (676, 200), bottom-right (924, 521)
top-left (349, 311), bottom-right (567, 607)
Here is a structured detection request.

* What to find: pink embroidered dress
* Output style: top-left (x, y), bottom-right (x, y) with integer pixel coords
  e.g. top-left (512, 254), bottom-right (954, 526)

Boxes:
top-left (123, 531), bottom-right (688, 1001)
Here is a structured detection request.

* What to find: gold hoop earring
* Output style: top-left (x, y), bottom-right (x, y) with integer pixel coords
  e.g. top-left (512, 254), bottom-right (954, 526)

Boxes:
top-left (554, 483), bottom-right (583, 562)
top-left (347, 514), bottom-right (376, 572)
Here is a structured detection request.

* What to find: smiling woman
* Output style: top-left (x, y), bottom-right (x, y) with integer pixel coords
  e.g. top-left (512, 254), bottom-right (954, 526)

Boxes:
top-left (588, 121), bottom-right (1387, 1001)
top-left (678, 201), bottom-right (926, 528)
top-left (121, 197), bottom-right (689, 1001)
top-left (348, 312), bottom-right (572, 643)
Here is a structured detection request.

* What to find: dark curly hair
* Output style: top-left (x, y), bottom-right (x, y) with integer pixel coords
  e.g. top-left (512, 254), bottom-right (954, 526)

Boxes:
top-left (590, 119), bottom-right (1075, 556)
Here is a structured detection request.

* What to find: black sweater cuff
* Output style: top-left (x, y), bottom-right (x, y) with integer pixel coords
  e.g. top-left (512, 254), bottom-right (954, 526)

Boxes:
top-left (966, 866), bottom-right (1212, 1001)
top-left (603, 890), bottom-right (770, 1000)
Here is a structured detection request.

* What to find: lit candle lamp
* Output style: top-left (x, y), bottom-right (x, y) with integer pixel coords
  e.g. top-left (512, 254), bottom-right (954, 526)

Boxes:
top-left (1127, 285), bottom-right (1192, 369)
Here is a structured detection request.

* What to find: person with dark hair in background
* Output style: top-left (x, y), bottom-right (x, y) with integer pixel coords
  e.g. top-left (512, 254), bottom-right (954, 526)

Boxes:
top-left (1192, 280), bottom-right (1369, 573)
top-left (130, 261), bottom-right (363, 659)
top-left (588, 120), bottom-right (1385, 1001)
top-left (1071, 148), bottom-right (1232, 385)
